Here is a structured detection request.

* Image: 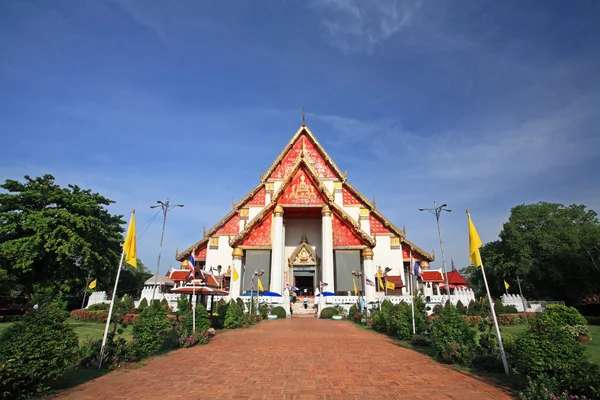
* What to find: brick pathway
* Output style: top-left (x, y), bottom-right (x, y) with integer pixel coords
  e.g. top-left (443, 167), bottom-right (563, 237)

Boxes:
top-left (55, 319), bottom-right (514, 400)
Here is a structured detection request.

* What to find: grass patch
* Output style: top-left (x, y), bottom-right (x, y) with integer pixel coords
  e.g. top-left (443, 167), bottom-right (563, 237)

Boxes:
top-left (0, 319), bottom-right (133, 342)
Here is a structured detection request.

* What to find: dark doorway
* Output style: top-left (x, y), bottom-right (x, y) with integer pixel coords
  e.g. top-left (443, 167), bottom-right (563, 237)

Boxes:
top-left (294, 272), bottom-right (315, 296)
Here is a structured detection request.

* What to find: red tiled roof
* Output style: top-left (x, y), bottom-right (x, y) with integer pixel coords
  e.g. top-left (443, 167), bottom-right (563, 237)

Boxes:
top-left (169, 270), bottom-right (191, 281)
top-left (199, 271), bottom-right (220, 288)
top-left (445, 271), bottom-right (468, 285)
top-left (421, 270), bottom-right (445, 283)
top-left (386, 275), bottom-right (404, 288)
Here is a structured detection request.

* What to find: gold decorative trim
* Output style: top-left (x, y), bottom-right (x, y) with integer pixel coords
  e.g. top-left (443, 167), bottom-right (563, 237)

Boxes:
top-left (232, 247), bottom-right (243, 258)
top-left (274, 205), bottom-right (284, 216)
top-left (321, 205), bottom-right (331, 215)
top-left (390, 236), bottom-right (401, 249)
top-left (362, 248), bottom-right (374, 259)
top-left (209, 237), bottom-right (219, 249)
top-left (359, 207), bottom-right (369, 217)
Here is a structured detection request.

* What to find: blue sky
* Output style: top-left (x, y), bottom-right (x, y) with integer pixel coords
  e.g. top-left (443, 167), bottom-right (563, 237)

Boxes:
top-left (1, 0), bottom-right (599, 275)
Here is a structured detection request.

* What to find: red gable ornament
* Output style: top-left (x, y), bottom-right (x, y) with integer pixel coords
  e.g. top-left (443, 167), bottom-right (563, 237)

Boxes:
top-left (270, 134), bottom-right (335, 179)
top-left (279, 169), bottom-right (326, 206)
top-left (332, 213), bottom-right (363, 247)
top-left (241, 214), bottom-right (272, 247)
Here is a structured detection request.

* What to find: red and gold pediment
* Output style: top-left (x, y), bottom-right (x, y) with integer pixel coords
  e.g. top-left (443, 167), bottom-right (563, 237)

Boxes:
top-left (332, 213), bottom-right (369, 247)
top-left (246, 187), bottom-right (266, 206)
top-left (217, 213), bottom-right (240, 235)
top-left (279, 169), bottom-right (327, 206)
top-left (370, 214), bottom-right (392, 235)
top-left (240, 213), bottom-right (272, 247)
top-left (342, 186), bottom-right (362, 206)
top-left (270, 133), bottom-right (336, 180)
top-left (194, 244), bottom-right (207, 260)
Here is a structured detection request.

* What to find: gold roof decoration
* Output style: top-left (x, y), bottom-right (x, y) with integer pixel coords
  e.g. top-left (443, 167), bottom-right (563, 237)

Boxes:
top-left (274, 204), bottom-right (284, 215)
top-left (261, 125), bottom-right (345, 183)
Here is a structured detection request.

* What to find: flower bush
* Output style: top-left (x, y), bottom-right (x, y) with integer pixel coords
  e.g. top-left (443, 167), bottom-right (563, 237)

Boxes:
top-left (70, 309), bottom-right (108, 322)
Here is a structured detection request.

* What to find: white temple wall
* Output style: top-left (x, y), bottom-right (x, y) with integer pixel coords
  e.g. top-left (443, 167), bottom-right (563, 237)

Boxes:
top-left (204, 236), bottom-right (234, 272)
top-left (273, 181), bottom-right (283, 193)
top-left (372, 236), bottom-right (402, 273)
top-left (284, 219), bottom-right (322, 261)
top-left (248, 206), bottom-right (262, 221)
top-left (341, 205), bottom-right (360, 225)
top-left (322, 180), bottom-right (334, 195)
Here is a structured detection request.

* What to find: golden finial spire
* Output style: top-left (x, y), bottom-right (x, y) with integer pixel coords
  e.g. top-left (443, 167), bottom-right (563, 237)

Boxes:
top-left (302, 107), bottom-right (306, 127)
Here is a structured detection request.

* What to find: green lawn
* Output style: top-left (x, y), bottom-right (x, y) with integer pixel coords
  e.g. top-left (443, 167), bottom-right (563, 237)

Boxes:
top-left (0, 319), bottom-right (133, 342)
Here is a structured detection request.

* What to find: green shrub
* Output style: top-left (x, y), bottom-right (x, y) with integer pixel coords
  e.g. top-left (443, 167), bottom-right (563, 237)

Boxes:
top-left (319, 307), bottom-right (338, 319)
top-left (409, 334), bottom-right (432, 347)
top-left (88, 303), bottom-right (110, 311)
top-left (0, 304), bottom-right (79, 399)
top-left (455, 300), bottom-right (467, 315)
top-left (224, 300), bottom-right (244, 328)
top-left (132, 303), bottom-right (175, 358)
top-left (432, 304), bottom-right (443, 316)
top-left (511, 314), bottom-right (600, 397)
top-left (121, 295), bottom-right (135, 313)
top-left (390, 302), bottom-right (412, 339)
top-left (78, 332), bottom-right (136, 369)
top-left (137, 298), bottom-right (148, 312)
top-left (431, 305), bottom-right (476, 365)
top-left (176, 295), bottom-right (190, 315)
top-left (258, 304), bottom-right (268, 319)
top-left (160, 298), bottom-right (170, 311)
top-left (271, 306), bottom-right (287, 319)
top-left (182, 304), bottom-right (210, 334)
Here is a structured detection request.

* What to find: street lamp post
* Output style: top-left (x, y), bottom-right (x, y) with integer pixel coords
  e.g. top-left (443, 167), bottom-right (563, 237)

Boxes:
top-left (419, 202), bottom-right (452, 303)
top-left (150, 199), bottom-right (184, 303)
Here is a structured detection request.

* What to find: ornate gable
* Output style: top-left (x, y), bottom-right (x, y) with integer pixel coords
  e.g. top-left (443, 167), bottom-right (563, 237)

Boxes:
top-left (268, 130), bottom-right (339, 180)
top-left (217, 213), bottom-right (240, 235)
top-left (279, 168), bottom-right (327, 206)
top-left (370, 214), bottom-right (392, 235)
top-left (240, 212), bottom-right (272, 247)
top-left (194, 244), bottom-right (207, 259)
top-left (288, 234), bottom-right (320, 266)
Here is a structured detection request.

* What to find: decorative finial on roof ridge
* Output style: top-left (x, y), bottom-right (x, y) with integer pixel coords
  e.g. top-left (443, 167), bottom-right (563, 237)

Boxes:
top-left (302, 107), bottom-right (306, 127)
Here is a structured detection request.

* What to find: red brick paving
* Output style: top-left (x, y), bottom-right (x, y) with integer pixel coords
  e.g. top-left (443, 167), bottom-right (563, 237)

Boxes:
top-left (55, 319), bottom-right (514, 400)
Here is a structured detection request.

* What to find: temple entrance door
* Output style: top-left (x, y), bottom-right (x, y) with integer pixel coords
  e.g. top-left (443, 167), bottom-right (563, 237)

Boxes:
top-left (293, 266), bottom-right (316, 296)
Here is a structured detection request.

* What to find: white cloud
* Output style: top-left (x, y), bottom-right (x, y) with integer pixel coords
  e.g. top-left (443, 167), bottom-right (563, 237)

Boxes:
top-left (310, 0), bottom-right (420, 52)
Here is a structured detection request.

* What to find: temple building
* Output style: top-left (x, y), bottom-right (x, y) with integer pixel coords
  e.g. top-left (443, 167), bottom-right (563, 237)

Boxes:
top-left (175, 123), bottom-right (445, 308)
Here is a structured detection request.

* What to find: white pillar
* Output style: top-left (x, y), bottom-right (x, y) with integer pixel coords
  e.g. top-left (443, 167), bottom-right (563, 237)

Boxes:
top-left (362, 248), bottom-right (375, 304)
top-left (231, 247), bottom-right (243, 299)
top-left (321, 205), bottom-right (335, 291)
top-left (270, 205), bottom-right (284, 295)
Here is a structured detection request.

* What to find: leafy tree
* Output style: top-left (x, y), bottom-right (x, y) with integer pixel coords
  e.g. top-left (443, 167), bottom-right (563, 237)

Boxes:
top-left (465, 202), bottom-right (600, 304)
top-left (0, 175), bottom-right (125, 296)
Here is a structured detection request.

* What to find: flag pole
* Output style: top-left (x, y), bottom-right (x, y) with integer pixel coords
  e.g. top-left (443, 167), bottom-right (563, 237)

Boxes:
top-left (82, 272), bottom-right (91, 309)
top-left (410, 269), bottom-right (416, 335)
top-left (98, 210), bottom-right (134, 369)
top-left (467, 209), bottom-right (509, 377)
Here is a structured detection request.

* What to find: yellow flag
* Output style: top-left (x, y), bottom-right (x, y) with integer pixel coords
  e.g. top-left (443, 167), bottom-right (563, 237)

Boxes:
top-left (468, 212), bottom-right (483, 268)
top-left (257, 277), bottom-right (264, 292)
top-left (88, 279), bottom-right (97, 289)
top-left (233, 267), bottom-right (239, 282)
top-left (353, 278), bottom-right (358, 295)
top-left (377, 270), bottom-right (384, 290)
top-left (504, 280), bottom-right (510, 290)
top-left (386, 281), bottom-right (395, 290)
top-left (123, 211), bottom-right (137, 268)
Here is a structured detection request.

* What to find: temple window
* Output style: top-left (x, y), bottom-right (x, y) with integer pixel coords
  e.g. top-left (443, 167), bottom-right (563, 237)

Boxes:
top-left (209, 237), bottom-right (219, 249)
top-left (333, 250), bottom-right (361, 295)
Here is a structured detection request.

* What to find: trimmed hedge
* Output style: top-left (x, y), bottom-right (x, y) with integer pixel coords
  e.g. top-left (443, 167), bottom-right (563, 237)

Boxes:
top-left (271, 306), bottom-right (287, 319)
top-left (429, 313), bottom-right (536, 327)
top-left (320, 307), bottom-right (338, 319)
top-left (70, 309), bottom-right (140, 324)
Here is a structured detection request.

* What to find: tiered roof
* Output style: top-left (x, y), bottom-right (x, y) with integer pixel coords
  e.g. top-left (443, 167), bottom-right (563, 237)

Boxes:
top-left (177, 125), bottom-right (433, 261)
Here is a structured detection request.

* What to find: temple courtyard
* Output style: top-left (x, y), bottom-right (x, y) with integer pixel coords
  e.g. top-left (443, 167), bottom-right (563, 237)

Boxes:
top-left (54, 318), bottom-right (513, 400)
